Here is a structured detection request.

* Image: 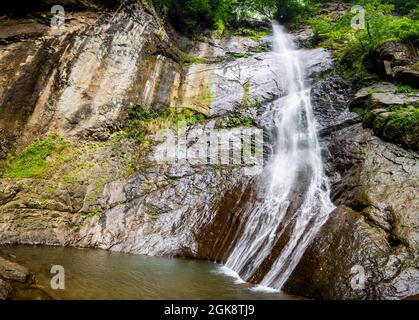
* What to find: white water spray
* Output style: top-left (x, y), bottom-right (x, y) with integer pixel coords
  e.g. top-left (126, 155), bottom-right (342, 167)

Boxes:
top-left (225, 23), bottom-right (335, 290)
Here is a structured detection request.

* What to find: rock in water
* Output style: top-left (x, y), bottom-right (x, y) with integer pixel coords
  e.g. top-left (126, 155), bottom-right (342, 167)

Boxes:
top-left (0, 256), bottom-right (29, 282)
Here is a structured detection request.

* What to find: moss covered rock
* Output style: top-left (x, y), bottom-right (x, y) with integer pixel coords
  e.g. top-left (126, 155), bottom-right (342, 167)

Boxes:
top-left (351, 82), bottom-right (419, 151)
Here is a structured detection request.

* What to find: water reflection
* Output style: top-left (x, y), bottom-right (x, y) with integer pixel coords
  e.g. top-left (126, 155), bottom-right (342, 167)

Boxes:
top-left (1, 246), bottom-right (298, 300)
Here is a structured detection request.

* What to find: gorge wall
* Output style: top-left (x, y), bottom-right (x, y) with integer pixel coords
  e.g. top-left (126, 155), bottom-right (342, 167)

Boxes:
top-left (0, 0), bottom-right (417, 300)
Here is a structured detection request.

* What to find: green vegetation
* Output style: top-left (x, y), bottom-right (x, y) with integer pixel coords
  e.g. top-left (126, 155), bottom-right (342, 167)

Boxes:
top-left (354, 99), bottom-right (419, 150)
top-left (179, 53), bottom-right (209, 65)
top-left (380, 108), bottom-right (419, 150)
top-left (395, 84), bottom-right (417, 94)
top-left (3, 133), bottom-right (74, 179)
top-left (248, 43), bottom-right (271, 53)
top-left (164, 178), bottom-right (178, 184)
top-left (85, 177), bottom-right (106, 205)
top-left (61, 175), bottom-right (80, 186)
top-left (233, 27), bottom-right (270, 40)
top-left (126, 105), bottom-right (206, 143)
top-left (309, 0), bottom-right (418, 84)
top-left (152, 0), bottom-right (323, 35)
top-left (86, 207), bottom-right (103, 219)
top-left (146, 208), bottom-right (159, 217)
top-left (242, 80), bottom-right (251, 107)
top-left (385, 108), bottom-right (419, 136)
top-left (307, 1), bottom-right (418, 150)
top-left (216, 111), bottom-right (254, 129)
top-left (153, 0), bottom-right (239, 35)
top-left (226, 52), bottom-right (252, 59)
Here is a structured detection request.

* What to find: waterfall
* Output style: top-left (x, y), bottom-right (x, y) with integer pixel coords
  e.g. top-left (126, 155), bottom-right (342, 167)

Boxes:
top-left (224, 23), bottom-right (335, 290)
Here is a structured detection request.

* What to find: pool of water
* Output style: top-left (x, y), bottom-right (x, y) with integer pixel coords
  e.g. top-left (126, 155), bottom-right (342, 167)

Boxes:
top-left (0, 246), bottom-right (298, 300)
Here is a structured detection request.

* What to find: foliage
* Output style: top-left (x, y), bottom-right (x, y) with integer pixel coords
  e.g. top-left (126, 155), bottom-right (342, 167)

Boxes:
top-left (386, 0), bottom-right (418, 15)
top-left (126, 105), bottom-right (206, 143)
top-left (226, 52), bottom-right (252, 58)
top-left (309, 0), bottom-right (419, 84)
top-left (395, 84), bottom-right (416, 94)
top-left (153, 0), bottom-right (239, 34)
top-left (180, 53), bottom-right (209, 65)
top-left (86, 207), bottom-right (103, 219)
top-left (152, 0), bottom-right (322, 34)
top-left (233, 27), bottom-right (270, 40)
top-left (3, 133), bottom-right (74, 179)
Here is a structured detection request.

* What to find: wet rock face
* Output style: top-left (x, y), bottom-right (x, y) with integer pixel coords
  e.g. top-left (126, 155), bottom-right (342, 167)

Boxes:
top-left (0, 24), bottom-right (334, 257)
top-left (181, 33), bottom-right (332, 116)
top-left (285, 206), bottom-right (419, 300)
top-left (311, 73), bottom-right (360, 136)
top-left (0, 0), bottom-right (182, 145)
top-left (0, 130), bottom-right (15, 175)
top-left (285, 123), bottom-right (419, 299)
top-left (326, 124), bottom-right (419, 255)
top-left (77, 164), bottom-right (248, 256)
top-left (278, 70), bottom-right (419, 299)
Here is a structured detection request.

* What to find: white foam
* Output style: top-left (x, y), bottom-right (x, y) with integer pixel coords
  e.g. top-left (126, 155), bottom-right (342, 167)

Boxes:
top-left (250, 285), bottom-right (280, 293)
top-left (216, 265), bottom-right (246, 284)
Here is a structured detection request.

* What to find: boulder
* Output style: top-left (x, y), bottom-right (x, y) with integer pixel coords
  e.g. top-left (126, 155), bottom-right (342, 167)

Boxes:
top-left (284, 122), bottom-right (419, 300)
top-left (350, 82), bottom-right (419, 151)
top-left (367, 41), bottom-right (419, 88)
top-left (351, 82), bottom-right (418, 107)
top-left (0, 256), bottom-right (29, 282)
top-left (394, 67), bottom-right (419, 88)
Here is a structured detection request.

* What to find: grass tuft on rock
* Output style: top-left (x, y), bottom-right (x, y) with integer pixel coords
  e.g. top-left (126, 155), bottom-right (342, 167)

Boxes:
top-left (3, 133), bottom-right (74, 179)
top-left (126, 105), bottom-right (206, 144)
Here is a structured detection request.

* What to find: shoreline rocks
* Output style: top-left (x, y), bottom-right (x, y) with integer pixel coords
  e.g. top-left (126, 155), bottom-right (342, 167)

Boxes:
top-left (0, 252), bottom-right (31, 299)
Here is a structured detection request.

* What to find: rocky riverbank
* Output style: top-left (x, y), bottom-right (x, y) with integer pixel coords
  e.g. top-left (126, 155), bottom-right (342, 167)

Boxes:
top-left (0, 249), bottom-right (53, 300)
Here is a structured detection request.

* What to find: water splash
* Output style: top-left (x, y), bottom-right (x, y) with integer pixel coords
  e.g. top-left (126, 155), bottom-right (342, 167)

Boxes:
top-left (224, 23), bottom-right (335, 290)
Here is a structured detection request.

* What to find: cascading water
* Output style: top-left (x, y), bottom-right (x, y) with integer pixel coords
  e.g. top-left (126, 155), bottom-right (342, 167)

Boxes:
top-left (224, 23), bottom-right (335, 290)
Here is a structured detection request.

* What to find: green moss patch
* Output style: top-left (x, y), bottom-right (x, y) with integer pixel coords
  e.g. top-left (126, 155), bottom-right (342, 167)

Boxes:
top-left (226, 52), bottom-right (252, 59)
top-left (233, 27), bottom-right (270, 41)
top-left (382, 109), bottom-right (419, 150)
top-left (355, 104), bottom-right (419, 151)
top-left (3, 133), bottom-right (74, 179)
top-left (181, 54), bottom-right (209, 65)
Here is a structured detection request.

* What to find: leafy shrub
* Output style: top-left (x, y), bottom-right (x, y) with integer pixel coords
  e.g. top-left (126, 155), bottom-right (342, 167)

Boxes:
top-left (309, 0), bottom-right (419, 83)
top-left (126, 105), bottom-right (206, 143)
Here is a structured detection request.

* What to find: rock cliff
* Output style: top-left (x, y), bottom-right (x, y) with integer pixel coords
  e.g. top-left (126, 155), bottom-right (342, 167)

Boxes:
top-left (0, 0), bottom-right (417, 300)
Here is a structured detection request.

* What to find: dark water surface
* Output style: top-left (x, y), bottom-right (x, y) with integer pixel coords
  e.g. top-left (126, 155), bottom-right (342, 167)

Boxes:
top-left (1, 245), bottom-right (298, 300)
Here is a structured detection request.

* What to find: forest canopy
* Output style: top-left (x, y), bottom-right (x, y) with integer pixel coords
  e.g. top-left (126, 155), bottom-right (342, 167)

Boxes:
top-left (152, 0), bottom-right (323, 33)
top-left (151, 0), bottom-right (419, 35)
